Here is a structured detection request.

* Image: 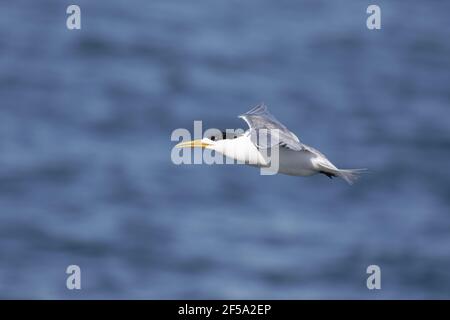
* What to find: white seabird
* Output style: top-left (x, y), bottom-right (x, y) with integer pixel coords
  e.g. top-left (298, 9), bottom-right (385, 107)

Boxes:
top-left (176, 104), bottom-right (366, 184)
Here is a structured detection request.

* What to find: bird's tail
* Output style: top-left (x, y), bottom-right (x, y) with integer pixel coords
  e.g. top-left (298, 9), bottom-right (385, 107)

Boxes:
top-left (336, 168), bottom-right (367, 185)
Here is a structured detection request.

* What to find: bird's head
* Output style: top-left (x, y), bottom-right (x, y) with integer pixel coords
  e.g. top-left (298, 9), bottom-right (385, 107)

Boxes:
top-left (175, 131), bottom-right (240, 152)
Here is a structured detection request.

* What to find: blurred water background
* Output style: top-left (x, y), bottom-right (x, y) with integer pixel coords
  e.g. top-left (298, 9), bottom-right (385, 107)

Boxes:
top-left (0, 0), bottom-right (449, 299)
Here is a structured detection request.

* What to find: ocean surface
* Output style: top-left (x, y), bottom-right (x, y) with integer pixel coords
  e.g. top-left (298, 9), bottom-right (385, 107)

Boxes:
top-left (0, 0), bottom-right (449, 299)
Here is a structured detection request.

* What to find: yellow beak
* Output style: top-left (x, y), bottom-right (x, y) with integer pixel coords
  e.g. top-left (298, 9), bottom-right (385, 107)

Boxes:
top-left (175, 139), bottom-right (211, 149)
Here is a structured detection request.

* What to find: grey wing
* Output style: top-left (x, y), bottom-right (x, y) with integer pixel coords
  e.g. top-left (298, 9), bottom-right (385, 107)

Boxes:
top-left (239, 104), bottom-right (305, 151)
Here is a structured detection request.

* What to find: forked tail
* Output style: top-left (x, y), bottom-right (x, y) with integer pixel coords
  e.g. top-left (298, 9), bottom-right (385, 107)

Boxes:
top-left (336, 168), bottom-right (367, 185)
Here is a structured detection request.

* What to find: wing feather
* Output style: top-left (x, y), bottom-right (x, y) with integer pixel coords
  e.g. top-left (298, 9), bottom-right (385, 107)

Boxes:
top-left (239, 104), bottom-right (305, 151)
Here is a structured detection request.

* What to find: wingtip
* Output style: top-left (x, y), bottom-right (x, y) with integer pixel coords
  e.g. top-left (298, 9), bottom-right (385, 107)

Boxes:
top-left (243, 103), bottom-right (268, 116)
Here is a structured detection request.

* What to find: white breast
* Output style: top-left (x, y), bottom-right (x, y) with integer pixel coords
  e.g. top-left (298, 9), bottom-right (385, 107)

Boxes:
top-left (212, 135), bottom-right (269, 166)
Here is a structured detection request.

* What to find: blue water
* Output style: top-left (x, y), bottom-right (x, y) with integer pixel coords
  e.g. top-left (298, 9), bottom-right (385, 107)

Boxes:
top-left (0, 0), bottom-right (449, 299)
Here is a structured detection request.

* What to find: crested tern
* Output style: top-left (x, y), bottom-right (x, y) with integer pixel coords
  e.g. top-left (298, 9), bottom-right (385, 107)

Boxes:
top-left (176, 104), bottom-right (366, 184)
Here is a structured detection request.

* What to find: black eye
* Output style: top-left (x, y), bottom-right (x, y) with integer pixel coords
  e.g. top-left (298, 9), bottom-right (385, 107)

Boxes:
top-left (210, 136), bottom-right (216, 141)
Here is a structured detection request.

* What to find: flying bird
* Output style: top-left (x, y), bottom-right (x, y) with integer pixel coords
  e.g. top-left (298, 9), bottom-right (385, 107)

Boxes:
top-left (176, 104), bottom-right (365, 184)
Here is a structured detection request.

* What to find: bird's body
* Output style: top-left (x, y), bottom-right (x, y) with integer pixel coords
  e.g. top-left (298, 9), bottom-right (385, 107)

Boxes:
top-left (274, 147), bottom-right (318, 176)
top-left (176, 104), bottom-right (365, 184)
